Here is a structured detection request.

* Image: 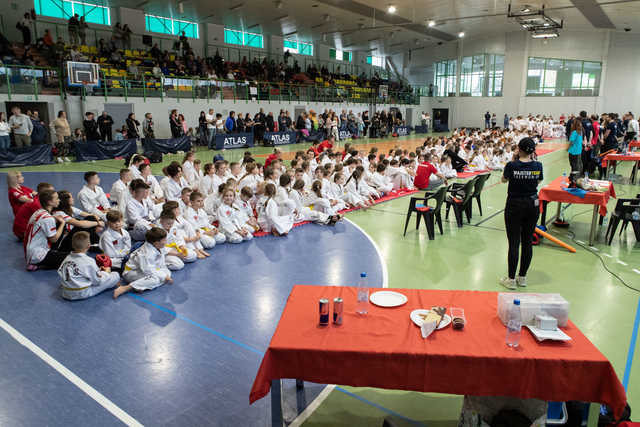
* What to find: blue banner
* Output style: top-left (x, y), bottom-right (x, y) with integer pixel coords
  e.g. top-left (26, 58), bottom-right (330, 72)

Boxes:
top-left (338, 129), bottom-right (352, 140)
top-left (302, 129), bottom-right (326, 142)
top-left (264, 131), bottom-right (297, 146)
top-left (143, 136), bottom-right (191, 154)
top-left (393, 126), bottom-right (411, 136)
top-left (213, 133), bottom-right (254, 150)
top-left (414, 125), bottom-right (429, 134)
top-left (74, 139), bottom-right (137, 162)
top-left (0, 144), bottom-right (53, 168)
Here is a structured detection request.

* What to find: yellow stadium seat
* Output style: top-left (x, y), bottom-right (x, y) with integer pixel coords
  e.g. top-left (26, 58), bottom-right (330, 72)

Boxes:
top-left (125, 50), bottom-right (132, 57)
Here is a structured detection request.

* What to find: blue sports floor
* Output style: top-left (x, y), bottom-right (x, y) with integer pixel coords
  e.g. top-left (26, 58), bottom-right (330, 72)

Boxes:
top-left (0, 172), bottom-right (385, 426)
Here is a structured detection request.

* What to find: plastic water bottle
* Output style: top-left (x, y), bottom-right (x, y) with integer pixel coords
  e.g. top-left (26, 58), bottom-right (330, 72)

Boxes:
top-left (506, 299), bottom-right (522, 348)
top-left (356, 272), bottom-right (369, 315)
top-left (584, 171), bottom-right (589, 184)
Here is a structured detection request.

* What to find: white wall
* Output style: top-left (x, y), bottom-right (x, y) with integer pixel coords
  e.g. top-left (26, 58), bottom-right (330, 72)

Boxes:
top-left (409, 30), bottom-right (640, 128)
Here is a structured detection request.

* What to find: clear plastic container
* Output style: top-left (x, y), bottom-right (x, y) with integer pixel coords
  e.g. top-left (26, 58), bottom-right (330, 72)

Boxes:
top-left (450, 307), bottom-right (466, 330)
top-left (506, 299), bottom-right (522, 348)
top-left (498, 293), bottom-right (569, 327)
top-left (356, 272), bottom-right (369, 315)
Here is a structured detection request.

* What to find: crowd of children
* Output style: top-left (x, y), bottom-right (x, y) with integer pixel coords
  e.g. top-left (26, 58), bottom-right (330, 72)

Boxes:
top-left (9, 126), bottom-right (533, 302)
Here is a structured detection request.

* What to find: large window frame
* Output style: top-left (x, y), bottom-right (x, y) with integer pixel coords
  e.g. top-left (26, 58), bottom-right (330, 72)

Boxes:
top-left (145, 14), bottom-right (199, 39)
top-left (367, 55), bottom-right (384, 67)
top-left (34, 0), bottom-right (111, 26)
top-left (433, 59), bottom-right (457, 97)
top-left (526, 57), bottom-right (601, 96)
top-left (224, 28), bottom-right (264, 49)
top-left (284, 39), bottom-right (313, 56)
top-left (458, 53), bottom-right (504, 97)
top-left (330, 48), bottom-right (352, 62)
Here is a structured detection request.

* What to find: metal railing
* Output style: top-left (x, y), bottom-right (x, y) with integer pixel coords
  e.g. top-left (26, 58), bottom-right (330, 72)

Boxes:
top-left (0, 64), bottom-right (419, 105)
top-left (0, 65), bottom-right (63, 100)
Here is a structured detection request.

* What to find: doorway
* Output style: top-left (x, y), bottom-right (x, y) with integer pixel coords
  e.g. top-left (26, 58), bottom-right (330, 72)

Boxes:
top-left (4, 101), bottom-right (52, 125)
top-left (103, 103), bottom-right (134, 131)
top-left (432, 108), bottom-right (449, 132)
top-left (405, 108), bottom-right (413, 127)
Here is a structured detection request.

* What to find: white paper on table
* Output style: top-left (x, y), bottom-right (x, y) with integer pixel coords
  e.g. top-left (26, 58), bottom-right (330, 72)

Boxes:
top-left (525, 325), bottom-right (572, 342)
top-left (421, 320), bottom-right (437, 338)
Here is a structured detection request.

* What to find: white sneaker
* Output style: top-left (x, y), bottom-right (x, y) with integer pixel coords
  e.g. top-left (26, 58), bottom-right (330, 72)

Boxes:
top-left (56, 157), bottom-right (63, 163)
top-left (499, 277), bottom-right (517, 290)
top-left (516, 276), bottom-right (527, 287)
top-left (64, 157), bottom-right (71, 162)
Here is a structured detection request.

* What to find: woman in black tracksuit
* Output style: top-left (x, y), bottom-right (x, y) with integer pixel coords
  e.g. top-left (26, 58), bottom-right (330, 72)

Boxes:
top-left (500, 137), bottom-right (543, 290)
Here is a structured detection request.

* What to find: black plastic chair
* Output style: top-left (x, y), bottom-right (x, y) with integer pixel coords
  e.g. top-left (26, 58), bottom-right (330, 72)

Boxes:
top-left (403, 196), bottom-right (428, 236)
top-left (445, 178), bottom-right (476, 227)
top-left (403, 185), bottom-right (450, 239)
top-left (470, 173), bottom-right (492, 216)
top-left (605, 195), bottom-right (640, 245)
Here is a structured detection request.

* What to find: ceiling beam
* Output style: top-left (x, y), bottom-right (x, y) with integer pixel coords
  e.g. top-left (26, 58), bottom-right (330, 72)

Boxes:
top-left (569, 0), bottom-right (616, 28)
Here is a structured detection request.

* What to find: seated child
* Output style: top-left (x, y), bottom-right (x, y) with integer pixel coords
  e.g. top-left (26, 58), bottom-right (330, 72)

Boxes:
top-left (110, 168), bottom-right (132, 217)
top-left (290, 179), bottom-right (341, 225)
top-left (217, 187), bottom-right (254, 243)
top-left (370, 164), bottom-right (394, 195)
top-left (126, 179), bottom-right (156, 241)
top-left (233, 187), bottom-right (260, 232)
top-left (58, 231), bottom-right (120, 300)
top-left (77, 171), bottom-right (110, 221)
top-left (163, 201), bottom-right (209, 258)
top-left (257, 183), bottom-right (294, 236)
top-left (185, 191), bottom-right (226, 248)
top-left (439, 155), bottom-right (458, 178)
top-left (113, 227), bottom-right (173, 299)
top-left (99, 209), bottom-right (132, 271)
top-left (157, 211), bottom-right (197, 270)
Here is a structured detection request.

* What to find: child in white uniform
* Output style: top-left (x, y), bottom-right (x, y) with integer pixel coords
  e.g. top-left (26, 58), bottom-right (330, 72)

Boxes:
top-left (217, 188), bottom-right (254, 243)
top-left (237, 163), bottom-right (262, 193)
top-left (290, 180), bottom-right (341, 225)
top-left (182, 152), bottom-right (199, 188)
top-left (370, 164), bottom-right (394, 195)
top-left (185, 191), bottom-right (226, 248)
top-left (162, 201), bottom-right (209, 259)
top-left (258, 183), bottom-right (294, 236)
top-left (309, 181), bottom-right (341, 215)
top-left (439, 156), bottom-right (458, 178)
top-left (58, 231), bottom-right (120, 300)
top-left (233, 187), bottom-right (260, 232)
top-left (113, 227), bottom-right (173, 299)
top-left (344, 170), bottom-right (370, 208)
top-left (161, 163), bottom-right (188, 202)
top-left (77, 171), bottom-right (110, 221)
top-left (99, 210), bottom-right (132, 271)
top-left (157, 211), bottom-right (196, 270)
top-left (126, 180), bottom-right (156, 241)
top-left (110, 168), bottom-right (132, 217)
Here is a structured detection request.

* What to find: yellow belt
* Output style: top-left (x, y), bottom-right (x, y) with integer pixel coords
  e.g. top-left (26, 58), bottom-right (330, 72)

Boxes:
top-left (124, 265), bottom-right (132, 271)
top-left (201, 227), bottom-right (211, 232)
top-left (62, 285), bottom-right (90, 291)
top-left (166, 242), bottom-right (187, 255)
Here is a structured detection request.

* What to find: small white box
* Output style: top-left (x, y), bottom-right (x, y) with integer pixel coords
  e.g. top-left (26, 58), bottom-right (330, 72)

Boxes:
top-left (535, 314), bottom-right (558, 331)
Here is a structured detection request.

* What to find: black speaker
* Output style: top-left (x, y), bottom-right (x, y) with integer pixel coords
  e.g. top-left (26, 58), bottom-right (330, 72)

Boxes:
top-left (142, 35), bottom-right (152, 46)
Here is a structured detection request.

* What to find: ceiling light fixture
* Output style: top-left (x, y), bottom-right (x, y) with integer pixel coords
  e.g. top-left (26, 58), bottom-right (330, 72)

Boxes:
top-left (387, 4), bottom-right (396, 13)
top-left (458, 32), bottom-right (465, 38)
top-left (521, 6), bottom-right (531, 13)
top-left (531, 30), bottom-right (559, 38)
top-left (428, 20), bottom-right (436, 27)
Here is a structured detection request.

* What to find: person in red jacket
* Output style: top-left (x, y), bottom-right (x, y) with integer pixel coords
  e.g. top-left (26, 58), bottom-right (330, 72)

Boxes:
top-left (318, 136), bottom-right (334, 152)
top-left (265, 148), bottom-right (282, 167)
top-left (7, 171), bottom-right (36, 216)
top-left (14, 183), bottom-right (54, 241)
top-left (414, 154), bottom-right (446, 190)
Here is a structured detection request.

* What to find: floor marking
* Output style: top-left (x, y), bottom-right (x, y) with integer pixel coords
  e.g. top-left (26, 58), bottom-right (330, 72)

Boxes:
top-left (334, 387), bottom-right (425, 426)
top-left (575, 240), bottom-right (586, 245)
top-left (0, 318), bottom-right (143, 427)
top-left (633, 269), bottom-right (640, 275)
top-left (603, 253), bottom-right (613, 258)
top-left (589, 246), bottom-right (599, 251)
top-left (344, 218), bottom-right (389, 288)
top-left (623, 297), bottom-right (640, 391)
top-left (473, 209), bottom-right (505, 226)
top-left (617, 260), bottom-right (629, 266)
top-left (289, 385), bottom-right (336, 427)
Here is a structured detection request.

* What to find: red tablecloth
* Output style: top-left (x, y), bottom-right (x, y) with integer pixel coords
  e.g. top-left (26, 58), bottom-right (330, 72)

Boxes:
top-left (629, 140), bottom-right (640, 148)
top-left (604, 152), bottom-right (640, 163)
top-left (457, 169), bottom-right (490, 179)
top-left (538, 176), bottom-right (616, 216)
top-left (250, 285), bottom-right (627, 418)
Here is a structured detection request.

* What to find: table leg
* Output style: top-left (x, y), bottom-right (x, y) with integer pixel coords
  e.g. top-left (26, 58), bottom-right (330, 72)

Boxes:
top-left (589, 205), bottom-right (599, 246)
top-left (586, 403), bottom-right (600, 427)
top-left (556, 202), bottom-right (562, 222)
top-left (295, 380), bottom-right (306, 416)
top-left (540, 201), bottom-right (548, 226)
top-left (271, 379), bottom-right (283, 427)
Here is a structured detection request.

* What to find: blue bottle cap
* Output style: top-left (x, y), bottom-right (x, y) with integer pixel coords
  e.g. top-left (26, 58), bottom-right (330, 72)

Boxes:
top-left (514, 299), bottom-right (520, 305)
top-left (360, 272), bottom-right (367, 278)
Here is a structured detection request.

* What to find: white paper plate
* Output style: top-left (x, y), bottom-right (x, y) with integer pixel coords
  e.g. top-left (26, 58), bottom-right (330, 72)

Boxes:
top-left (525, 325), bottom-right (572, 342)
top-left (369, 291), bottom-right (408, 307)
top-left (410, 309), bottom-right (452, 330)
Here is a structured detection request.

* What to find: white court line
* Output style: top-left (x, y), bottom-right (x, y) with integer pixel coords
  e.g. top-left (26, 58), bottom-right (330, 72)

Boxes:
top-left (603, 253), bottom-right (613, 258)
top-left (633, 269), bottom-right (640, 275)
top-left (589, 247), bottom-right (599, 252)
top-left (617, 260), bottom-right (629, 266)
top-left (0, 318), bottom-right (143, 427)
top-left (288, 219), bottom-right (389, 427)
top-left (576, 240), bottom-right (586, 245)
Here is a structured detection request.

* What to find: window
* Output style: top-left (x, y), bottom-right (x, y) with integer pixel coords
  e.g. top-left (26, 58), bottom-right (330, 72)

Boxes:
top-left (145, 14), bottom-right (199, 38)
top-left (487, 54), bottom-right (504, 97)
top-left (284, 39), bottom-right (313, 56)
top-left (526, 57), bottom-right (601, 96)
top-left (459, 55), bottom-right (485, 96)
top-left (34, 0), bottom-right (110, 25)
top-left (367, 55), bottom-right (384, 67)
top-left (330, 48), bottom-right (352, 62)
top-left (433, 59), bottom-right (457, 96)
top-left (224, 28), bottom-right (264, 48)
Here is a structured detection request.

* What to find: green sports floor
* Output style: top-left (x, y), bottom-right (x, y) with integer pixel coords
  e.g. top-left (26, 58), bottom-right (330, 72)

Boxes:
top-left (7, 135), bottom-right (639, 426)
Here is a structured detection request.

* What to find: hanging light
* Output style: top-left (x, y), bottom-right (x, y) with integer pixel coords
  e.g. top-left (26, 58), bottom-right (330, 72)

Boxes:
top-left (387, 4), bottom-right (397, 13)
top-left (458, 32), bottom-right (465, 38)
top-left (428, 20), bottom-right (436, 27)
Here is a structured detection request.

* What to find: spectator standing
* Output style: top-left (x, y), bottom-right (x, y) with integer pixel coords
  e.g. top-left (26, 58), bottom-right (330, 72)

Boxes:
top-left (198, 111), bottom-right (208, 144)
top-left (363, 110), bottom-right (370, 137)
top-left (169, 110), bottom-right (182, 138)
top-left (18, 13), bottom-right (33, 47)
top-left (68, 14), bottom-right (80, 46)
top-left (236, 112), bottom-right (245, 133)
top-left (51, 110), bottom-right (71, 163)
top-left (97, 111), bottom-right (113, 141)
top-left (484, 111), bottom-right (491, 129)
top-left (225, 111), bottom-right (236, 133)
top-left (179, 114), bottom-right (188, 136)
top-left (277, 110), bottom-right (287, 132)
top-left (266, 112), bottom-right (275, 133)
top-left (78, 16), bottom-right (88, 45)
top-left (624, 112), bottom-right (638, 152)
top-left (83, 112), bottom-right (101, 141)
top-left (254, 108), bottom-right (266, 141)
top-left (205, 108), bottom-right (215, 143)
top-left (0, 112), bottom-right (11, 150)
top-left (9, 106), bottom-right (33, 148)
top-left (491, 113), bottom-right (497, 128)
top-left (126, 113), bottom-right (140, 139)
top-left (30, 111), bottom-right (47, 145)
top-left (143, 113), bottom-right (154, 139)
top-left (504, 114), bottom-right (509, 129)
